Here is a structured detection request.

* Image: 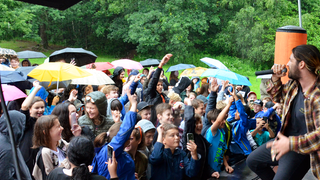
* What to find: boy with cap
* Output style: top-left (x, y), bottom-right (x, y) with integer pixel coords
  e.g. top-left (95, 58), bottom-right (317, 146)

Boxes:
top-left (137, 102), bottom-right (152, 121)
top-left (137, 119), bottom-right (156, 180)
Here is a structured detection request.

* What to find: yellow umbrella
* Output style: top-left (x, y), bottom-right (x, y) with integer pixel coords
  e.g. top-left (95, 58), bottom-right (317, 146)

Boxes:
top-left (28, 62), bottom-right (92, 89)
top-left (180, 67), bottom-right (207, 77)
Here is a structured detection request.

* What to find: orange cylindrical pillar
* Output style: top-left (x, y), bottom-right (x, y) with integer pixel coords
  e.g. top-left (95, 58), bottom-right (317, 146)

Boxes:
top-left (274, 25), bottom-right (307, 83)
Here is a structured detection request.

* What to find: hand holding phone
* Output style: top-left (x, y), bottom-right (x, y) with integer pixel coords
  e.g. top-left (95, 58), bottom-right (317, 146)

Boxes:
top-left (187, 133), bottom-right (194, 143)
top-left (108, 144), bottom-right (114, 160)
top-left (70, 112), bottom-right (77, 130)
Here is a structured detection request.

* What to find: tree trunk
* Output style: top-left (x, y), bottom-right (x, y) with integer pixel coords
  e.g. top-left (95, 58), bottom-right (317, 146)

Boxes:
top-left (40, 23), bottom-right (48, 49)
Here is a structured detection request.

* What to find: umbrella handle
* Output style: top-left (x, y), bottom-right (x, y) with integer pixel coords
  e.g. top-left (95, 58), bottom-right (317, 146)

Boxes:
top-left (0, 83), bottom-right (22, 180)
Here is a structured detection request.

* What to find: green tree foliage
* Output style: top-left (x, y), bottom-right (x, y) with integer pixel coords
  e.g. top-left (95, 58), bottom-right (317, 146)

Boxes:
top-left (0, 0), bottom-right (33, 40)
top-left (2, 0), bottom-right (320, 66)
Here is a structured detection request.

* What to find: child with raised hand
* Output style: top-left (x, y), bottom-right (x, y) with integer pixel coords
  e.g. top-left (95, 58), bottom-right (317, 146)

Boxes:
top-left (205, 96), bottom-right (234, 178)
top-left (149, 123), bottom-right (200, 180)
top-left (91, 88), bottom-right (138, 180)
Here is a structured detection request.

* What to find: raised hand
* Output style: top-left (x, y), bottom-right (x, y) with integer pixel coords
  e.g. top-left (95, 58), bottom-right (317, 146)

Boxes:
top-left (159, 54), bottom-right (173, 68)
top-left (210, 78), bottom-right (219, 92)
top-left (187, 141), bottom-right (198, 160)
top-left (68, 89), bottom-right (78, 103)
top-left (134, 73), bottom-right (142, 83)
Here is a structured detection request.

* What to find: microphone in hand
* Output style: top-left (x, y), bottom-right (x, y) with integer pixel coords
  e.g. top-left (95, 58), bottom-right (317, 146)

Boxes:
top-left (255, 68), bottom-right (287, 76)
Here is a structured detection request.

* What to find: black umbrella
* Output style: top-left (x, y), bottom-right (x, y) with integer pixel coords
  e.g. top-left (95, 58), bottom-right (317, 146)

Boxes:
top-left (16, 0), bottom-right (81, 10)
top-left (139, 59), bottom-right (160, 67)
top-left (17, 50), bottom-right (47, 59)
top-left (49, 48), bottom-right (97, 67)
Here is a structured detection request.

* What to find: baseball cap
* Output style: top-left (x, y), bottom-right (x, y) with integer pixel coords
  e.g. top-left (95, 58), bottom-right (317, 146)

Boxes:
top-left (254, 99), bottom-right (263, 107)
top-left (265, 101), bottom-right (275, 108)
top-left (196, 95), bottom-right (208, 105)
top-left (73, 99), bottom-right (84, 111)
top-left (137, 119), bottom-right (156, 133)
top-left (247, 91), bottom-right (257, 97)
top-left (137, 102), bottom-right (152, 112)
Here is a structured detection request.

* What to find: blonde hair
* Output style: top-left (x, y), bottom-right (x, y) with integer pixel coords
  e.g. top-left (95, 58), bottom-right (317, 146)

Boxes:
top-left (216, 100), bottom-right (227, 110)
top-left (101, 85), bottom-right (118, 95)
top-left (167, 91), bottom-right (181, 102)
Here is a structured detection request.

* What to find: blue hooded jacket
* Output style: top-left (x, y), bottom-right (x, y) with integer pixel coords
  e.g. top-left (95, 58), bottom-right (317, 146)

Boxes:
top-left (149, 142), bottom-right (201, 180)
top-left (30, 86), bottom-right (55, 115)
top-left (232, 100), bottom-right (252, 155)
top-left (91, 111), bottom-right (137, 180)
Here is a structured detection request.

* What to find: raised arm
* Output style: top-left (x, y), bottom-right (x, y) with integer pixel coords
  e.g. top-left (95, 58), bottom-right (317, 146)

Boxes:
top-left (211, 96), bottom-right (233, 135)
top-left (21, 81), bottom-right (42, 111)
top-left (109, 89), bottom-right (137, 157)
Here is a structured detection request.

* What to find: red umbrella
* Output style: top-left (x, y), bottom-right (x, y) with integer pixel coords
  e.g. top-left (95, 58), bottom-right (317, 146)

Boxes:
top-left (86, 62), bottom-right (114, 71)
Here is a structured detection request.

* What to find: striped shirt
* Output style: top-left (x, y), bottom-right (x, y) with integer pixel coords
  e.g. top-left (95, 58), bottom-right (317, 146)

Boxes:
top-left (267, 78), bottom-right (320, 179)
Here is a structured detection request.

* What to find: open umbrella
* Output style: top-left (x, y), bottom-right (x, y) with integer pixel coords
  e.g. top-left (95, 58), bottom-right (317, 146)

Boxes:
top-left (200, 57), bottom-right (228, 70)
top-left (28, 62), bottom-right (92, 91)
top-left (0, 64), bottom-right (14, 71)
top-left (17, 50), bottom-right (47, 59)
top-left (71, 69), bottom-right (114, 85)
top-left (0, 48), bottom-right (17, 57)
top-left (86, 62), bottom-right (114, 71)
top-left (201, 69), bottom-right (252, 86)
top-left (166, 64), bottom-right (196, 72)
top-left (16, 66), bottom-right (71, 90)
top-left (49, 48), bottom-right (97, 67)
top-left (139, 59), bottom-right (160, 67)
top-left (180, 67), bottom-right (207, 77)
top-left (0, 84), bottom-right (27, 101)
top-left (111, 59), bottom-right (143, 70)
top-left (0, 71), bottom-right (26, 84)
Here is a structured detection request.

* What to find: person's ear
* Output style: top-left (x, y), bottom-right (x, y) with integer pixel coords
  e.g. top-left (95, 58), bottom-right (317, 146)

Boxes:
top-left (299, 60), bottom-right (305, 69)
top-left (43, 130), bottom-right (45, 135)
top-left (157, 114), bottom-right (162, 122)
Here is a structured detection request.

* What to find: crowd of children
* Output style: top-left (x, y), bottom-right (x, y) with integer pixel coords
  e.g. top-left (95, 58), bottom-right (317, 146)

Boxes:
top-left (0, 53), bottom-right (285, 180)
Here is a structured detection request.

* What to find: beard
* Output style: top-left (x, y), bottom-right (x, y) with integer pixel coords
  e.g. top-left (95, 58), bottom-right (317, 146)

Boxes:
top-left (288, 66), bottom-right (301, 80)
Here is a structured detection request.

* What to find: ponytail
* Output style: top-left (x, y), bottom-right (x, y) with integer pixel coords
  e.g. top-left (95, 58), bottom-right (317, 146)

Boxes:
top-left (71, 163), bottom-right (90, 180)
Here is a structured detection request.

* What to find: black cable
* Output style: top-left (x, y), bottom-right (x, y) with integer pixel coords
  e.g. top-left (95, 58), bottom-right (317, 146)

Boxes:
top-left (0, 80), bottom-right (22, 180)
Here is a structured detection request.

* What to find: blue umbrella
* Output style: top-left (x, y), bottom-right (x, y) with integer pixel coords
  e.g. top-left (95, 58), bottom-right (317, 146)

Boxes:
top-left (201, 69), bottom-right (252, 86)
top-left (166, 64), bottom-right (196, 72)
top-left (140, 59), bottom-right (160, 67)
top-left (17, 50), bottom-right (47, 59)
top-left (0, 71), bottom-right (26, 84)
top-left (200, 57), bottom-right (228, 70)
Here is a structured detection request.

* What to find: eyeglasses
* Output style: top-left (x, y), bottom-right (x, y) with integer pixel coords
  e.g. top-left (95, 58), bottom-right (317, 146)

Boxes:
top-left (135, 125), bottom-right (143, 139)
top-left (85, 96), bottom-right (95, 103)
top-left (77, 106), bottom-right (84, 112)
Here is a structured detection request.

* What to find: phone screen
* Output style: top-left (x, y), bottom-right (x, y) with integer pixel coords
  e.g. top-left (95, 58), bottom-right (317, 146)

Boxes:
top-left (108, 145), bottom-right (114, 159)
top-left (70, 112), bottom-right (77, 130)
top-left (187, 133), bottom-right (194, 143)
